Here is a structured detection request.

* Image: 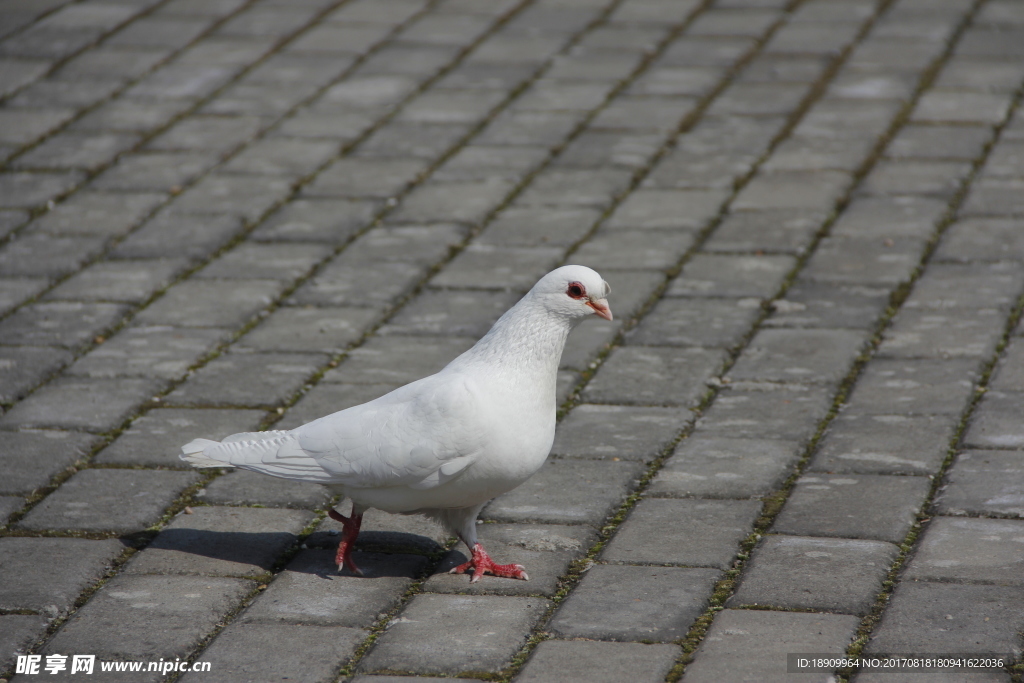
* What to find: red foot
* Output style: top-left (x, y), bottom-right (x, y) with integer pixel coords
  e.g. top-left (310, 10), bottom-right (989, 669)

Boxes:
top-left (328, 508), bottom-right (363, 576)
top-left (449, 542), bottom-right (529, 583)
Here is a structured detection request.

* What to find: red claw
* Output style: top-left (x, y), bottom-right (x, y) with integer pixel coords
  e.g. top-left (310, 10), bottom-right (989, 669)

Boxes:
top-left (448, 542), bottom-right (529, 583)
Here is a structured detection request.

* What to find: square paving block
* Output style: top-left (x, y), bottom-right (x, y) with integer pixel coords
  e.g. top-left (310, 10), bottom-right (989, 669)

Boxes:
top-left (478, 206), bottom-right (601, 248)
top-left (198, 469), bottom-right (331, 508)
top-left (358, 594), bottom-right (549, 675)
top-left (517, 640), bottom-right (681, 683)
top-left (935, 450), bottom-right (1024, 516)
top-left (0, 376), bottom-right (167, 432)
top-left (0, 301), bottom-right (131, 350)
top-left (43, 574), bottom-right (254, 665)
top-left (763, 280), bottom-right (890, 330)
top-left (250, 198), bottom-right (380, 244)
top-left (308, 506), bottom-right (451, 556)
top-left (727, 328), bottom-right (866, 385)
top-left (809, 413), bottom-right (956, 475)
top-left (430, 244), bottom-right (565, 291)
top-left (275, 383), bottom-right (399, 430)
top-left (196, 242), bottom-right (332, 281)
top-left (573, 229), bottom-right (699, 271)
top-left (68, 326), bottom-right (230, 380)
top-left (865, 582), bottom-right (1024, 656)
top-left (125, 506), bottom-right (314, 577)
top-left (0, 430), bottom-right (101, 494)
top-left (177, 622), bottom-right (365, 683)
top-left (582, 346), bottom-right (727, 406)
top-left (0, 537), bottom-right (125, 613)
top-left (602, 498), bottom-right (761, 568)
top-left (342, 224), bottom-right (469, 266)
top-left (802, 235), bottom-right (927, 287)
top-left (483, 458), bottom-right (645, 526)
top-left (729, 535), bottom-right (900, 614)
top-left (379, 289), bottom-right (522, 337)
top-left (426, 523), bottom-right (597, 597)
top-left (17, 469), bottom-right (199, 533)
top-left (668, 254), bottom-right (796, 298)
top-left (904, 517), bottom-right (1024, 585)
top-left (694, 383), bottom-right (833, 444)
top-left (164, 351), bottom-right (328, 408)
top-left (682, 609), bottom-right (861, 683)
top-left (649, 437), bottom-right (802, 498)
top-left (900, 262), bottom-right (1024, 312)
top-left (548, 564), bottom-right (721, 642)
top-left (962, 391), bottom-right (1024, 449)
top-left (236, 306), bottom-right (378, 354)
top-left (877, 308), bottom-right (1007, 359)
top-left (240, 548), bottom-right (426, 628)
top-left (626, 298), bottom-right (762, 348)
top-left (552, 404), bottom-right (691, 461)
top-left (773, 473), bottom-right (930, 543)
top-left (96, 407), bottom-right (267, 467)
top-left (703, 208), bottom-right (825, 254)
top-left (44, 258), bottom-right (189, 304)
top-left (844, 357), bottom-right (980, 416)
top-left (323, 335), bottom-right (476, 385)
top-left (132, 278), bottom-right (284, 328)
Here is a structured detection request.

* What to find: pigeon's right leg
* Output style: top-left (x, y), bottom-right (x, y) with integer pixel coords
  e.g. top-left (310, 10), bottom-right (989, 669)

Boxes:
top-left (328, 505), bottom-right (363, 575)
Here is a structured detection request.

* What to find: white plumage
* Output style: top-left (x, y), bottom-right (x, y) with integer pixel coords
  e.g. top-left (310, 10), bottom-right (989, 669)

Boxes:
top-left (181, 265), bottom-right (612, 581)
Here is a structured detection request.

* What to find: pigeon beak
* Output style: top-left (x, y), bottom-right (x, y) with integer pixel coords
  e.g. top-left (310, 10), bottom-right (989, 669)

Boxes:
top-left (586, 298), bottom-right (613, 321)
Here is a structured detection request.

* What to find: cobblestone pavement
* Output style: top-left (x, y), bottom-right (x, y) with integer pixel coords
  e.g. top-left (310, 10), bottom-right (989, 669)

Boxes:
top-left (1, 0), bottom-right (1023, 680)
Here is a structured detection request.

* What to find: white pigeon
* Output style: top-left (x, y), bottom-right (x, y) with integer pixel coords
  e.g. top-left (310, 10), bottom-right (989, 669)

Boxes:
top-left (180, 265), bottom-right (612, 582)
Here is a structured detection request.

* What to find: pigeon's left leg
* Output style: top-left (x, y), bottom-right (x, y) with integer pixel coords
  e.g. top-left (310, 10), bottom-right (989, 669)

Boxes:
top-left (443, 504), bottom-right (529, 583)
top-left (328, 504), bottom-right (364, 575)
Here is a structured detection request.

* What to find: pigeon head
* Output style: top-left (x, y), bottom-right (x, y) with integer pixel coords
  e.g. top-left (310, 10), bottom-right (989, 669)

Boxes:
top-left (531, 265), bottom-right (612, 322)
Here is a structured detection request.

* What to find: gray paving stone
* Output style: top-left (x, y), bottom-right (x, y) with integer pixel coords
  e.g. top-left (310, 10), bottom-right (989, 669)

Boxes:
top-left (314, 325), bottom-right (449, 374)
top-left (0, 345), bottom-right (73, 403)
top-left (357, 122), bottom-right (472, 161)
top-left (484, 458), bottom-right (644, 526)
top-left (831, 195), bottom-right (950, 240)
top-left (0, 109), bottom-right (76, 148)
top-left (133, 279), bottom-right (283, 328)
top-left (0, 233), bottom-right (107, 278)
top-left (237, 306), bottom-right (377, 354)
top-left (221, 137), bottom-right (339, 177)
top-left (0, 430), bottom-right (100, 495)
top-left (18, 468), bottom-right (198, 533)
top-left (343, 224), bottom-right (469, 266)
top-left (196, 242), bottom-right (332, 281)
top-left (732, 170), bottom-right (851, 213)
top-left (515, 168), bottom-right (633, 210)
top-left (389, 178), bottom-right (514, 224)
top-left (650, 437), bottom-right (802, 499)
top-left (669, 254), bottom-right (795, 299)
top-left (96, 407), bottom-right (266, 468)
top-left (682, 610), bottom-right (861, 683)
top-left (111, 213), bottom-right (245, 261)
top-left (240, 548), bottom-right (425, 627)
top-left (548, 564), bottom-right (720, 642)
top-left (91, 151), bottom-right (219, 192)
top-left (810, 413), bottom-right (956, 476)
top-left (626, 298), bottom-right (761, 348)
top-left (582, 346), bottom-right (726, 407)
top-left (877, 307), bottom-right (1006, 359)
top-left (0, 614), bottom-right (48, 673)
top-left (431, 245), bottom-right (564, 291)
top-left (962, 176), bottom-right (1024, 217)
top-left (887, 123), bottom-right (992, 161)
top-left (905, 517), bottom-right (1024, 585)
top-left (702, 208), bottom-right (825, 254)
top-left (43, 574), bottom-right (254, 667)
top-left (764, 280), bottom-right (891, 330)
top-left (380, 289), bottom-right (521, 337)
top-left (146, 113), bottom-right (266, 153)
top-left (860, 159), bottom-right (973, 198)
top-left (935, 450), bottom-right (1024, 517)
top-left (913, 90), bottom-right (1012, 125)
top-left (0, 376), bottom-right (166, 432)
top-left (963, 390), bottom-right (1024, 449)
top-left (477, 206), bottom-right (600, 248)
top-left (605, 188), bottom-right (729, 230)
top-left (14, 131), bottom-right (142, 172)
top-left (552, 404), bottom-right (690, 462)
top-left (435, 144), bottom-right (549, 183)
top-left (603, 498), bottom-right (761, 568)
top-left (304, 157), bottom-right (428, 199)
top-left (126, 506), bottom-right (314, 577)
top-left (359, 594), bottom-right (549, 675)
top-left (695, 383), bottom-right (833, 444)
top-left (775, 473), bottom-right (931, 543)
top-left (516, 640), bottom-right (681, 683)
top-left (902, 262), bottom-right (1024, 312)
top-left (68, 326), bottom-right (228, 381)
top-left (730, 535), bottom-right (900, 614)
top-left (0, 277), bottom-right (47, 317)
top-left (250, 198), bottom-right (381, 244)
top-left (165, 351), bottom-right (327, 408)
top-left (865, 581), bottom-right (1024, 656)
top-left (764, 133), bottom-right (875, 173)
top-left (843, 357), bottom-right (980, 416)
top-left (0, 537), bottom-right (125, 613)
top-left (309, 506), bottom-right (451, 556)
top-left (727, 328), bottom-right (866, 385)
top-left (289, 260), bottom-right (429, 310)
top-left (803, 235), bottom-right (928, 286)
top-left (427, 523), bottom-right (597, 597)
top-left (557, 131), bottom-right (663, 170)
top-left (177, 623), bottom-right (365, 683)
top-left (45, 259), bottom-right (188, 304)
top-left (198, 468), bottom-right (331, 509)
top-left (0, 495), bottom-right (22, 524)
top-left (169, 174), bottom-right (295, 222)
top-left (643, 149), bottom-right (757, 190)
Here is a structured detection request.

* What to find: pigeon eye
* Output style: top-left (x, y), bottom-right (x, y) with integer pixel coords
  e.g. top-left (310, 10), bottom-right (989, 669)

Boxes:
top-left (566, 282), bottom-right (585, 299)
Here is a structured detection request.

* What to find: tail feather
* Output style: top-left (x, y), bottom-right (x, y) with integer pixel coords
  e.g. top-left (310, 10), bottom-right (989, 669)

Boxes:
top-left (179, 432), bottom-right (336, 483)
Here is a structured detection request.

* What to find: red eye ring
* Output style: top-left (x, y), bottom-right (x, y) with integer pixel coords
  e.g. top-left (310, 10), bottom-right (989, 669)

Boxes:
top-left (566, 282), bottom-right (586, 299)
